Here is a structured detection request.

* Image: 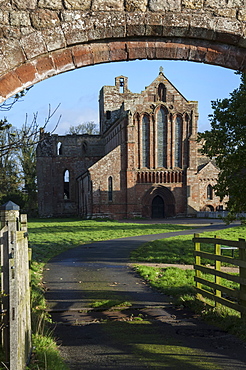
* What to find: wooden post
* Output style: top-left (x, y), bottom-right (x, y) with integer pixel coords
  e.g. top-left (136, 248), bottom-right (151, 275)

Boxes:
top-left (239, 238), bottom-right (246, 320)
top-left (194, 233), bottom-right (202, 298)
top-left (214, 236), bottom-right (221, 307)
top-left (0, 202), bottom-right (32, 370)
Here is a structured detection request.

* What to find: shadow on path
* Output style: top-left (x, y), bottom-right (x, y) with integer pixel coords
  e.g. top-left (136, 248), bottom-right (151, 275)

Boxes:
top-left (44, 221), bottom-right (246, 369)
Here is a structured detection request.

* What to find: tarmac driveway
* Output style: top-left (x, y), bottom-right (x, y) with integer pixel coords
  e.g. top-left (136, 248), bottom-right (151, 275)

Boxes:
top-left (44, 220), bottom-right (246, 369)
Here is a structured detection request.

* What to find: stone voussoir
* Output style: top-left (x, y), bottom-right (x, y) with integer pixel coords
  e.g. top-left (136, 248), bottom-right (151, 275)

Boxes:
top-left (0, 0), bottom-right (245, 100)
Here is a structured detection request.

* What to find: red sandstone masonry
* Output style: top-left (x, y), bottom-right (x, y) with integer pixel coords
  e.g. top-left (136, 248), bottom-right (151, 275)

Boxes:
top-left (15, 63), bottom-right (36, 85)
top-left (0, 39), bottom-right (246, 101)
top-left (109, 42), bottom-right (128, 62)
top-left (51, 49), bottom-right (75, 72)
top-left (91, 43), bottom-right (110, 65)
top-left (35, 56), bottom-right (55, 77)
top-left (0, 72), bottom-right (22, 98)
top-left (71, 45), bottom-right (94, 67)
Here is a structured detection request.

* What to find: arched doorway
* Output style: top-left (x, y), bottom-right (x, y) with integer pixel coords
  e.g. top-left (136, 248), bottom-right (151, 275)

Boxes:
top-left (152, 195), bottom-right (165, 219)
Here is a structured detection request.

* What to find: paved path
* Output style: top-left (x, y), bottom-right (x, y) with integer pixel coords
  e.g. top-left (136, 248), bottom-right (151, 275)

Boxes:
top-left (44, 220), bottom-right (246, 369)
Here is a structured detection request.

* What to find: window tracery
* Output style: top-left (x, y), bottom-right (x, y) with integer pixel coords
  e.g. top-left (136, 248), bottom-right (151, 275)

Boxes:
top-left (142, 115), bottom-right (150, 168)
top-left (157, 107), bottom-right (167, 168)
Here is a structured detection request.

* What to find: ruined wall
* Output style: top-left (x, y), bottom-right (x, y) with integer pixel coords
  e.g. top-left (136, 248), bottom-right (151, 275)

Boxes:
top-left (36, 133), bottom-right (104, 217)
top-left (0, 1), bottom-right (245, 101)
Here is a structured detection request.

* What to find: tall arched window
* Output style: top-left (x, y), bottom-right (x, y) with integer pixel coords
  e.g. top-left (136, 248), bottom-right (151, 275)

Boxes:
top-left (64, 170), bottom-right (70, 199)
top-left (157, 107), bottom-right (167, 168)
top-left (108, 176), bottom-right (113, 201)
top-left (207, 184), bottom-right (213, 200)
top-left (158, 83), bottom-right (166, 102)
top-left (142, 115), bottom-right (150, 168)
top-left (175, 115), bottom-right (182, 168)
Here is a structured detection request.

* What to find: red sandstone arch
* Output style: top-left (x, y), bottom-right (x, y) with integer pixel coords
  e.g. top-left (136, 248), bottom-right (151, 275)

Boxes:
top-left (2, 38), bottom-right (245, 103)
top-left (0, 3), bottom-right (245, 102)
top-left (0, 40), bottom-right (246, 100)
top-left (141, 185), bottom-right (176, 218)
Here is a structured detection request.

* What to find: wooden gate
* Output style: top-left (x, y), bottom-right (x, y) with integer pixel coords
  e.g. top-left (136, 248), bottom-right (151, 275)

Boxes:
top-left (0, 201), bottom-right (32, 370)
top-left (193, 233), bottom-right (246, 319)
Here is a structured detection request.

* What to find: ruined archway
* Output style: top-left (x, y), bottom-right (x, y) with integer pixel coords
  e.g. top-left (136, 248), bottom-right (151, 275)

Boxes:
top-left (0, 2), bottom-right (246, 101)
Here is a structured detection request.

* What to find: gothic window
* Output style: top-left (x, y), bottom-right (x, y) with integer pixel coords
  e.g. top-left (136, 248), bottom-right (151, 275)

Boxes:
top-left (207, 184), bottom-right (213, 200)
top-left (142, 115), bottom-right (150, 168)
top-left (175, 115), bottom-right (182, 168)
top-left (57, 142), bottom-right (62, 155)
top-left (64, 170), bottom-right (70, 199)
top-left (157, 107), bottom-right (167, 168)
top-left (158, 83), bottom-right (166, 102)
top-left (108, 176), bottom-right (113, 201)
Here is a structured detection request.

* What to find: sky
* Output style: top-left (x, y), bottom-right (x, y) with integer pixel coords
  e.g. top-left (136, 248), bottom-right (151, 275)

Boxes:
top-left (3, 59), bottom-right (241, 135)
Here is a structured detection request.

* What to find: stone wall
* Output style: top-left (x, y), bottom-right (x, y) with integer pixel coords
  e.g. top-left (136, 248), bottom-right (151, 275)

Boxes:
top-left (0, 1), bottom-right (245, 101)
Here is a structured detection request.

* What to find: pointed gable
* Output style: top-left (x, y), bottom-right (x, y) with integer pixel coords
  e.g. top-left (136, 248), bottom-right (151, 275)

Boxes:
top-left (198, 161), bottom-right (219, 177)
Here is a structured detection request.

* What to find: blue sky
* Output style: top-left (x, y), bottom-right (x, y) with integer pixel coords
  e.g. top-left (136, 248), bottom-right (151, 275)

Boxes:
top-left (4, 60), bottom-right (241, 134)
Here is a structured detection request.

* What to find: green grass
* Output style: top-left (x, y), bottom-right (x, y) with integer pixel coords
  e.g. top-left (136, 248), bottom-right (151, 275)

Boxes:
top-left (131, 224), bottom-right (246, 342)
top-left (91, 299), bottom-right (132, 310)
top-left (103, 320), bottom-right (222, 369)
top-left (27, 218), bottom-right (192, 370)
top-left (134, 264), bottom-right (246, 341)
top-left (28, 218), bottom-right (192, 263)
top-left (131, 224), bottom-right (246, 265)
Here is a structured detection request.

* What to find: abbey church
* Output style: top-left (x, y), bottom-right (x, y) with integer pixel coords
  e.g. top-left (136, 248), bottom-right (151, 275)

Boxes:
top-left (36, 69), bottom-right (227, 219)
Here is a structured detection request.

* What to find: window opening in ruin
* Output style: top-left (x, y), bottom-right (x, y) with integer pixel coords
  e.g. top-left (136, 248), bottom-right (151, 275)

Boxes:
top-left (106, 110), bottom-right (111, 120)
top-left (158, 83), bottom-right (166, 102)
top-left (108, 176), bottom-right (113, 201)
top-left (57, 142), bottom-right (62, 155)
top-left (142, 115), bottom-right (150, 168)
top-left (64, 170), bottom-right (70, 199)
top-left (207, 184), bottom-right (213, 200)
top-left (175, 115), bottom-right (182, 168)
top-left (119, 78), bottom-right (124, 93)
top-left (157, 108), bottom-right (167, 167)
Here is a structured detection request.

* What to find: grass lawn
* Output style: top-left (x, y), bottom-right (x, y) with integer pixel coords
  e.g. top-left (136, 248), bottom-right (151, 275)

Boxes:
top-left (131, 225), bottom-right (246, 264)
top-left (28, 218), bottom-right (193, 263)
top-left (27, 218), bottom-right (193, 370)
top-left (131, 224), bottom-right (246, 342)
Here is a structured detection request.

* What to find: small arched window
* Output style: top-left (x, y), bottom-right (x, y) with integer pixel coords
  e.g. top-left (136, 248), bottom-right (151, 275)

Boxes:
top-left (108, 176), bottom-right (113, 201)
top-left (64, 170), bottom-right (70, 199)
top-left (57, 142), bottom-right (62, 155)
top-left (207, 184), bottom-right (213, 200)
top-left (158, 83), bottom-right (166, 102)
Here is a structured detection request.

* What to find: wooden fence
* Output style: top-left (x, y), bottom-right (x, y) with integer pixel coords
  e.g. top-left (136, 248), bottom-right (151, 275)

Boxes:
top-left (0, 201), bottom-right (32, 370)
top-left (193, 233), bottom-right (246, 319)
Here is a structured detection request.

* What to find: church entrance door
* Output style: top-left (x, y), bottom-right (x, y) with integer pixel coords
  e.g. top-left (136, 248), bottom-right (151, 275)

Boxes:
top-left (151, 196), bottom-right (165, 218)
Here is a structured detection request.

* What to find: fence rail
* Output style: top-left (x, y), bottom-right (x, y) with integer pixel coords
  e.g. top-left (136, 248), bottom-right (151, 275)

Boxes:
top-left (0, 201), bottom-right (32, 370)
top-left (193, 233), bottom-right (246, 319)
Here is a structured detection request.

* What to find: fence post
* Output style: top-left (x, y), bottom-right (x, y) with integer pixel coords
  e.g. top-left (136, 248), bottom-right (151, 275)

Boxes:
top-left (239, 238), bottom-right (246, 320)
top-left (214, 236), bottom-right (221, 307)
top-left (0, 201), bottom-right (32, 370)
top-left (194, 233), bottom-right (202, 298)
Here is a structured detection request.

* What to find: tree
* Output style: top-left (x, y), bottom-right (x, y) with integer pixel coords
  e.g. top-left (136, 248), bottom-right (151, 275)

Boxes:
top-left (0, 126), bottom-right (24, 206)
top-left (0, 89), bottom-right (61, 214)
top-left (17, 126), bottom-right (38, 214)
top-left (67, 121), bottom-right (99, 135)
top-left (198, 72), bottom-right (246, 220)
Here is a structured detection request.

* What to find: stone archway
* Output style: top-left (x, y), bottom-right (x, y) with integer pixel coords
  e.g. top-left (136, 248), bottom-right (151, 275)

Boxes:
top-left (0, 2), bottom-right (246, 101)
top-left (142, 185), bottom-right (176, 218)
